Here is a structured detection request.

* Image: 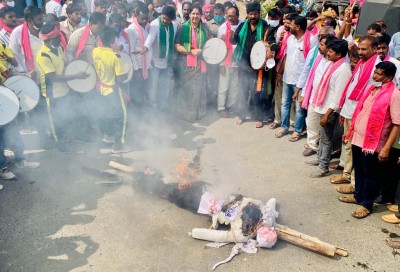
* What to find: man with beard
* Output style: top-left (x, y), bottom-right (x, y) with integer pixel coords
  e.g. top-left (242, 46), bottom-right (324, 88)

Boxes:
top-left (180, 1), bottom-right (191, 25)
top-left (150, 0), bottom-right (164, 21)
top-left (0, 6), bottom-right (17, 45)
top-left (217, 5), bottom-right (242, 117)
top-left (230, 2), bottom-right (275, 126)
top-left (60, 3), bottom-right (82, 40)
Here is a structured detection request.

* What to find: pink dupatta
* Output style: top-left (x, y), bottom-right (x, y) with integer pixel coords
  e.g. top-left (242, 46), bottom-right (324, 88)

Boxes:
top-left (224, 22), bottom-right (233, 67)
top-left (21, 22), bottom-right (34, 71)
top-left (76, 25), bottom-right (90, 58)
top-left (187, 25), bottom-right (206, 72)
top-left (301, 54), bottom-right (323, 109)
top-left (132, 17), bottom-right (149, 79)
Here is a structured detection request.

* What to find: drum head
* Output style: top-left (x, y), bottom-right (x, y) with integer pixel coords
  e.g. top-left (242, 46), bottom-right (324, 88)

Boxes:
top-left (266, 58), bottom-right (276, 69)
top-left (250, 41), bottom-right (267, 70)
top-left (65, 60), bottom-right (97, 93)
top-left (0, 86), bottom-right (19, 126)
top-left (203, 38), bottom-right (228, 65)
top-left (117, 51), bottom-right (134, 84)
top-left (4, 75), bottom-right (40, 112)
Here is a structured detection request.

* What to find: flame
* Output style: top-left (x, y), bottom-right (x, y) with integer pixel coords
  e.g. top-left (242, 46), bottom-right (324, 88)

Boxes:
top-left (176, 155), bottom-right (198, 190)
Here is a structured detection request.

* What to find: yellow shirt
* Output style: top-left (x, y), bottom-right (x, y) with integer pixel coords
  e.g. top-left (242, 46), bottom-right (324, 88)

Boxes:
top-left (36, 45), bottom-right (69, 98)
top-left (93, 47), bottom-right (123, 96)
top-left (0, 44), bottom-right (13, 83)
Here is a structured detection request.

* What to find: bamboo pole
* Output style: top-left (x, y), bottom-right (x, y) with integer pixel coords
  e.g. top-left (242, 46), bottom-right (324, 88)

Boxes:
top-left (109, 161), bottom-right (135, 173)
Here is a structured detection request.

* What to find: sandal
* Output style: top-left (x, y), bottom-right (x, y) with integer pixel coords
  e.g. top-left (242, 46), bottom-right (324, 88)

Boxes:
top-left (275, 129), bottom-right (288, 138)
top-left (330, 175), bottom-right (350, 184)
top-left (236, 118), bottom-right (244, 125)
top-left (382, 214), bottom-right (400, 224)
top-left (269, 122), bottom-right (280, 129)
top-left (385, 238), bottom-right (400, 249)
top-left (338, 195), bottom-right (358, 204)
top-left (336, 184), bottom-right (355, 194)
top-left (288, 132), bottom-right (301, 142)
top-left (255, 121), bottom-right (263, 128)
top-left (387, 204), bottom-right (399, 213)
top-left (351, 205), bottom-right (371, 219)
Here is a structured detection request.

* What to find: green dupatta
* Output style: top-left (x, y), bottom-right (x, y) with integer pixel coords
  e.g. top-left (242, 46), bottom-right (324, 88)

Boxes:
top-left (181, 20), bottom-right (207, 51)
top-left (232, 19), bottom-right (263, 63)
top-left (158, 17), bottom-right (175, 66)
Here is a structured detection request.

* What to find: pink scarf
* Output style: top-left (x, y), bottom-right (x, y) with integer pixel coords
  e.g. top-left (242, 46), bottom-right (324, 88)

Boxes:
top-left (383, 54), bottom-right (390, 62)
top-left (339, 54), bottom-right (379, 108)
top-left (276, 30), bottom-right (290, 60)
top-left (202, 4), bottom-right (213, 21)
top-left (133, 17), bottom-right (149, 79)
top-left (224, 22), bottom-right (233, 67)
top-left (21, 22), bottom-right (34, 71)
top-left (345, 81), bottom-right (395, 153)
top-left (312, 57), bottom-right (346, 107)
top-left (311, 24), bottom-right (318, 36)
top-left (187, 26), bottom-right (206, 72)
top-left (0, 20), bottom-right (13, 34)
top-left (301, 54), bottom-right (323, 109)
top-left (76, 25), bottom-right (90, 58)
top-left (302, 30), bottom-right (311, 59)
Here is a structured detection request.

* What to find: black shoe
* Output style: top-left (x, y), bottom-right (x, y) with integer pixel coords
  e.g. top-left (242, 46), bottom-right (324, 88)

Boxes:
top-left (218, 110), bottom-right (229, 118)
top-left (303, 148), bottom-right (317, 157)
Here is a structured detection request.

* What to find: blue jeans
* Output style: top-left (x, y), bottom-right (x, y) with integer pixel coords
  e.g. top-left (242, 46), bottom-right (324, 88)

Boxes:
top-left (148, 67), bottom-right (171, 110)
top-left (26, 0), bottom-right (42, 8)
top-left (281, 82), bottom-right (306, 133)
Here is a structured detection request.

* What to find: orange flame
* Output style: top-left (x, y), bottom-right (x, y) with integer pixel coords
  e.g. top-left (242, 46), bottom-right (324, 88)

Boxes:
top-left (176, 155), bottom-right (198, 190)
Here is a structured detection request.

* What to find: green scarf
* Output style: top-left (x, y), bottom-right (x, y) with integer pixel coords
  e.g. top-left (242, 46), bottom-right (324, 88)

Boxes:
top-left (181, 20), bottom-right (207, 52)
top-left (232, 19), bottom-right (263, 63)
top-left (158, 17), bottom-right (175, 66)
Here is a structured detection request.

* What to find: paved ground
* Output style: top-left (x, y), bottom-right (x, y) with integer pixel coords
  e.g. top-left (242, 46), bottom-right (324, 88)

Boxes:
top-left (0, 105), bottom-right (399, 272)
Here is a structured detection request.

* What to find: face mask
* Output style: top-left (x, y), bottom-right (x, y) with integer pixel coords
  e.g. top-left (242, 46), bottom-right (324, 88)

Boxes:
top-left (268, 20), bottom-right (279, 28)
top-left (154, 7), bottom-right (163, 14)
top-left (114, 26), bottom-right (122, 35)
top-left (372, 81), bottom-right (382, 87)
top-left (7, 1), bottom-right (15, 7)
top-left (214, 15), bottom-right (224, 23)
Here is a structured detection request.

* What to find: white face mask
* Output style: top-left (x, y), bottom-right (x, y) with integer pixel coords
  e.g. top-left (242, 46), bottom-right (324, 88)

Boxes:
top-left (7, 1), bottom-right (15, 7)
top-left (372, 81), bottom-right (382, 87)
top-left (268, 20), bottom-right (279, 28)
top-left (154, 7), bottom-right (163, 14)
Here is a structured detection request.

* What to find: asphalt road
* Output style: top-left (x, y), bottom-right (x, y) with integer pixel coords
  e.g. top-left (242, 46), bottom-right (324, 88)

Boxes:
top-left (0, 105), bottom-right (398, 272)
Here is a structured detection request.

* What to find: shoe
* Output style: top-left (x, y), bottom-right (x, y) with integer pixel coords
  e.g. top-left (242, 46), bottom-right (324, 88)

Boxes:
top-left (102, 135), bottom-right (115, 143)
top-left (387, 204), bottom-right (399, 213)
top-left (330, 174), bottom-right (350, 184)
top-left (305, 159), bottom-right (319, 166)
top-left (336, 184), bottom-right (355, 194)
top-left (0, 168), bottom-right (16, 180)
top-left (329, 162), bottom-right (344, 170)
top-left (15, 159), bottom-right (40, 169)
top-left (218, 110), bottom-right (229, 118)
top-left (382, 214), bottom-right (400, 224)
top-left (309, 167), bottom-right (329, 178)
top-left (112, 144), bottom-right (131, 154)
top-left (303, 148), bottom-right (316, 157)
top-left (385, 237), bottom-right (400, 249)
top-left (57, 143), bottom-right (70, 154)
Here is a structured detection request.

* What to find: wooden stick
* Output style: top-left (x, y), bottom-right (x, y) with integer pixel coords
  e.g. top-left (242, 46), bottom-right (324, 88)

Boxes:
top-left (275, 224), bottom-right (348, 257)
top-left (109, 161), bottom-right (135, 173)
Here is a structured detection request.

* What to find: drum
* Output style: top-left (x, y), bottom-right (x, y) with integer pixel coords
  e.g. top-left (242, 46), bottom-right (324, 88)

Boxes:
top-left (0, 86), bottom-right (20, 126)
top-left (202, 38), bottom-right (228, 65)
top-left (3, 75), bottom-right (40, 112)
top-left (116, 51), bottom-right (134, 84)
top-left (65, 60), bottom-right (97, 92)
top-left (250, 41), bottom-right (267, 70)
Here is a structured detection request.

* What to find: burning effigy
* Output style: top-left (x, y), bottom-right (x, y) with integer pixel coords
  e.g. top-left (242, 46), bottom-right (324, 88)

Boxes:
top-left (85, 159), bottom-right (348, 270)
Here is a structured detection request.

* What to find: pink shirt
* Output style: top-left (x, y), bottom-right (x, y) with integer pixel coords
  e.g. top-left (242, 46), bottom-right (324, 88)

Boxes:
top-left (352, 87), bottom-right (400, 152)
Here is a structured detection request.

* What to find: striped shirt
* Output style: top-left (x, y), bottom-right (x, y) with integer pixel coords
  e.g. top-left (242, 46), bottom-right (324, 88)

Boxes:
top-left (0, 28), bottom-right (11, 46)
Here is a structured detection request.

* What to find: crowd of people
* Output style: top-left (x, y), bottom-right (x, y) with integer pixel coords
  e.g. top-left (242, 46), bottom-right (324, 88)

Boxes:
top-left (0, 0), bottom-right (399, 231)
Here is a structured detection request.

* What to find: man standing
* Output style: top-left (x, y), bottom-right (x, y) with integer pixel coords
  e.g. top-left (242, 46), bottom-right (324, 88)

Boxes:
top-left (230, 2), bottom-right (274, 126)
top-left (60, 3), bottom-right (82, 40)
top-left (207, 3), bottom-right (225, 37)
top-left (0, 6), bottom-right (17, 45)
top-left (309, 39), bottom-right (351, 178)
top-left (217, 5), bottom-right (242, 117)
top-left (275, 15), bottom-right (317, 140)
top-left (45, 0), bottom-right (63, 17)
top-left (376, 36), bottom-right (400, 86)
top-left (180, 2), bottom-right (191, 25)
top-left (144, 6), bottom-right (177, 111)
top-left (332, 36), bottom-right (379, 188)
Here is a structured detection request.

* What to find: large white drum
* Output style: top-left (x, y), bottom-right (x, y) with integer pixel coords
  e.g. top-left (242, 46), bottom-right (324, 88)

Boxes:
top-left (0, 86), bottom-right (20, 126)
top-left (202, 38), bottom-right (228, 65)
top-left (116, 51), bottom-right (134, 84)
top-left (250, 41), bottom-right (267, 70)
top-left (65, 60), bottom-right (97, 92)
top-left (3, 75), bottom-right (40, 112)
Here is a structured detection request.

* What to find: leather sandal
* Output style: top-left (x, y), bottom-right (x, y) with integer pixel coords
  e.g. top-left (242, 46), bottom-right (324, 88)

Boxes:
top-left (336, 184), bottom-right (355, 194)
top-left (330, 175), bottom-right (350, 184)
top-left (387, 204), bottom-right (399, 213)
top-left (338, 195), bottom-right (358, 204)
top-left (382, 214), bottom-right (400, 224)
top-left (351, 206), bottom-right (371, 219)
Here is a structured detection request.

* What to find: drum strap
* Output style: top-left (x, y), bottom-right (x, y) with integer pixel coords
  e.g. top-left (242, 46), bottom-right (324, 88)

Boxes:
top-left (256, 29), bottom-right (269, 92)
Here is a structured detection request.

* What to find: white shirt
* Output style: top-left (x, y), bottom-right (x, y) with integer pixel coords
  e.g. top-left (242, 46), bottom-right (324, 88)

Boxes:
top-left (9, 24), bottom-right (42, 73)
top-left (45, 0), bottom-right (62, 17)
top-left (217, 20), bottom-right (243, 67)
top-left (297, 46), bottom-right (318, 89)
top-left (388, 56), bottom-right (400, 87)
top-left (314, 62), bottom-right (352, 114)
top-left (340, 57), bottom-right (380, 119)
top-left (144, 19), bottom-right (177, 69)
top-left (283, 34), bottom-right (317, 85)
top-left (128, 22), bottom-right (152, 70)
